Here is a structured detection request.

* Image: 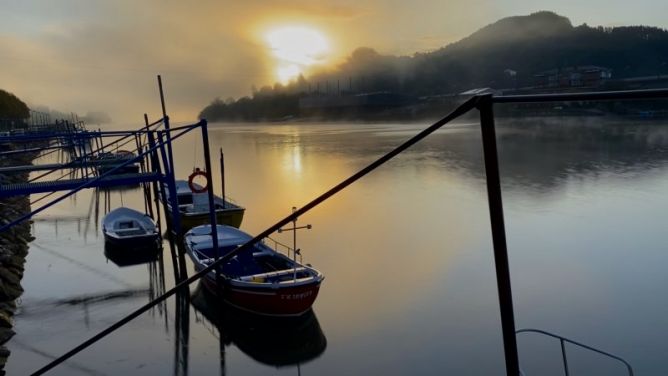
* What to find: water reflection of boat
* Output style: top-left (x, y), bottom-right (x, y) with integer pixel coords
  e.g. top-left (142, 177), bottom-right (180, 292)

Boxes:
top-left (104, 242), bottom-right (159, 267)
top-left (184, 225), bottom-right (324, 317)
top-left (191, 283), bottom-right (327, 367)
top-left (163, 180), bottom-right (245, 230)
top-left (102, 207), bottom-right (160, 250)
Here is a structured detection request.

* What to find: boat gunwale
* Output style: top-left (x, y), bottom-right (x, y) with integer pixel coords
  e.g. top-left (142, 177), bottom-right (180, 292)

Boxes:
top-left (185, 225), bottom-right (324, 289)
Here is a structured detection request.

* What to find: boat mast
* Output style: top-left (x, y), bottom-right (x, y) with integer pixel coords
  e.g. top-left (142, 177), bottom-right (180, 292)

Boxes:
top-left (220, 148), bottom-right (226, 208)
top-left (278, 207), bottom-right (311, 281)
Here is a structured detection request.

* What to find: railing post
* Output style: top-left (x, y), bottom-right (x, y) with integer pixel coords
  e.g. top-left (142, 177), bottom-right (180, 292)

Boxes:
top-left (145, 121), bottom-right (161, 232)
top-left (560, 339), bottom-right (570, 376)
top-left (160, 120), bottom-right (180, 235)
top-left (156, 130), bottom-right (186, 281)
top-left (477, 94), bottom-right (520, 375)
top-left (200, 120), bottom-right (221, 282)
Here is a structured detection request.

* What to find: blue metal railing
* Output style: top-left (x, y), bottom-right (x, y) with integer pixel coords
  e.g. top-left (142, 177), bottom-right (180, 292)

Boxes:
top-left (0, 120), bottom-right (204, 234)
top-left (26, 88), bottom-right (668, 375)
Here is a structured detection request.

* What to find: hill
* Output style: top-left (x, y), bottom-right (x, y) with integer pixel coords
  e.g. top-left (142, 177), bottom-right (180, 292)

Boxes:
top-left (201, 11), bottom-right (668, 121)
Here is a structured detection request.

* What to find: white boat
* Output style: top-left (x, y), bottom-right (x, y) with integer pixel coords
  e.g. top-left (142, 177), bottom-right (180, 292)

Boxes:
top-left (102, 207), bottom-right (160, 250)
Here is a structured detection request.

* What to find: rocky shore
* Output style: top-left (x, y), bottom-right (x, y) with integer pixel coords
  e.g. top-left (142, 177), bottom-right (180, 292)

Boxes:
top-left (0, 146), bottom-right (38, 374)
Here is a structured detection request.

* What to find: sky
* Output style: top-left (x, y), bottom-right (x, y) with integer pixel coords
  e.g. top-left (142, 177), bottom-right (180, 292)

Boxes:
top-left (1, 0), bottom-right (667, 125)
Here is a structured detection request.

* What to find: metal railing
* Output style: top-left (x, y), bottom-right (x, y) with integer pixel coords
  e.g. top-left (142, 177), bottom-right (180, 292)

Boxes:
top-left (0, 120), bottom-right (204, 234)
top-left (516, 328), bottom-right (634, 376)
top-left (29, 88), bottom-right (668, 375)
top-left (263, 236), bottom-right (302, 263)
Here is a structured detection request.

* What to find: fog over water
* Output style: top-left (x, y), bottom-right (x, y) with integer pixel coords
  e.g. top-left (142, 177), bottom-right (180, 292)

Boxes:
top-left (8, 116), bottom-right (668, 375)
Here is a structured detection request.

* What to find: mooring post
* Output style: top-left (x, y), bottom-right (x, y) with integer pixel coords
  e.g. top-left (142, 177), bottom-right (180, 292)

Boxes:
top-left (156, 76), bottom-right (178, 229)
top-left (156, 75), bottom-right (188, 279)
top-left (142, 115), bottom-right (155, 220)
top-left (156, 130), bottom-right (183, 280)
top-left (220, 148), bottom-right (226, 208)
top-left (477, 94), bottom-right (520, 376)
top-left (200, 120), bottom-right (221, 283)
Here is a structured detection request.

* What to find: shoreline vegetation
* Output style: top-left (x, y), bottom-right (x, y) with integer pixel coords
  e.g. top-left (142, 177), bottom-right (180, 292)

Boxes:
top-left (200, 11), bottom-right (668, 123)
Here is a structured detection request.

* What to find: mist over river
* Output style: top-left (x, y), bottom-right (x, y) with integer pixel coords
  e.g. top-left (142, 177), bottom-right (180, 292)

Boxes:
top-left (9, 116), bottom-right (668, 375)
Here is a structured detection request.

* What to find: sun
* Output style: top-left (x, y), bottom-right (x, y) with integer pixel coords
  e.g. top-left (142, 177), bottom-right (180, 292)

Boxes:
top-left (265, 26), bottom-right (330, 83)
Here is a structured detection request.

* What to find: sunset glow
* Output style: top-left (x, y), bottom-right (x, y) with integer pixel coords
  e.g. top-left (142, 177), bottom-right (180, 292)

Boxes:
top-left (265, 26), bottom-right (330, 83)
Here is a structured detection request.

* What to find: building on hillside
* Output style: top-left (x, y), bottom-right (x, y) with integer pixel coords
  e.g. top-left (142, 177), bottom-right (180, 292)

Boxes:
top-left (299, 92), bottom-right (415, 111)
top-left (534, 66), bottom-right (612, 89)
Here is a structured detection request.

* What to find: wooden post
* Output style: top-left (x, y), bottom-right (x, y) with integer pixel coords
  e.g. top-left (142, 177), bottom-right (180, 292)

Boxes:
top-left (219, 148), bottom-right (226, 208)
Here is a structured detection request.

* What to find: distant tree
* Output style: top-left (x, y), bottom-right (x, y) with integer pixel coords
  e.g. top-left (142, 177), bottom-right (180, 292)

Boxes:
top-left (0, 89), bottom-right (29, 119)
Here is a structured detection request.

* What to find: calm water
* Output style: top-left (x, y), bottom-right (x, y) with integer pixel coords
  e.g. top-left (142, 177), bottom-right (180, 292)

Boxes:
top-left (8, 116), bottom-right (668, 375)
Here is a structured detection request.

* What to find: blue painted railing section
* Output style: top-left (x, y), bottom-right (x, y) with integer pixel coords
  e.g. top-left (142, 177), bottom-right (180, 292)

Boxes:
top-left (0, 119), bottom-right (205, 235)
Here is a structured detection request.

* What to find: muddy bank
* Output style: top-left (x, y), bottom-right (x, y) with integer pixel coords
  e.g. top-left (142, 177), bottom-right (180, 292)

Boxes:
top-left (0, 146), bottom-right (38, 374)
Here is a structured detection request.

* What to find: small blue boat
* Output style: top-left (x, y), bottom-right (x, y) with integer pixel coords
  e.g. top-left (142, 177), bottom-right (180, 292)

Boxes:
top-left (102, 207), bottom-right (160, 250)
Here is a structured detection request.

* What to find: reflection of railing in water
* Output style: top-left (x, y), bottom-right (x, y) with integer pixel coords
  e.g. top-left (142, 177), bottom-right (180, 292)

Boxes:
top-left (32, 88), bottom-right (668, 375)
top-left (17, 289), bottom-right (151, 316)
top-left (29, 242), bottom-right (135, 289)
top-left (10, 339), bottom-right (107, 376)
top-left (147, 253), bottom-right (169, 333)
top-left (516, 328), bottom-right (634, 376)
top-left (32, 186), bottom-right (99, 239)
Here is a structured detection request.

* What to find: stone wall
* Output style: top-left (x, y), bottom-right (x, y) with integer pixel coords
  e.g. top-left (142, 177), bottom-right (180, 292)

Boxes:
top-left (0, 147), bottom-right (38, 374)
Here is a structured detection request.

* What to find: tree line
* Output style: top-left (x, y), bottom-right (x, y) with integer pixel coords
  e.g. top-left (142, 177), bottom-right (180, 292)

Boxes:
top-left (201, 11), bottom-right (668, 122)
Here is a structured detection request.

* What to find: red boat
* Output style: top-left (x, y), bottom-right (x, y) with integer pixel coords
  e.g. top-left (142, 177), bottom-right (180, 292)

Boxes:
top-left (184, 225), bottom-right (324, 316)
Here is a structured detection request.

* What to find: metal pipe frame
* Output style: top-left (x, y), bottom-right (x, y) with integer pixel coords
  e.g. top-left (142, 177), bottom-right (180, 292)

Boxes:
top-left (29, 88), bottom-right (668, 375)
top-left (516, 328), bottom-right (634, 376)
top-left (477, 94), bottom-right (520, 375)
top-left (493, 88), bottom-right (668, 103)
top-left (0, 121), bottom-right (203, 234)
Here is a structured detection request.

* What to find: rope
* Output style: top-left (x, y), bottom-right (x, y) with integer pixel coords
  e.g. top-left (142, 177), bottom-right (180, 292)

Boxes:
top-left (30, 96), bottom-right (479, 375)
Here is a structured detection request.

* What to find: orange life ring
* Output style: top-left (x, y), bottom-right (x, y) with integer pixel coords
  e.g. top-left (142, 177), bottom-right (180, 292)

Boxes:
top-left (188, 168), bottom-right (208, 193)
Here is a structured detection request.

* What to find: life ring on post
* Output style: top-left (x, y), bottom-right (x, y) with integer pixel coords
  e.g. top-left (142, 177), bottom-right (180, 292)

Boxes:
top-left (188, 168), bottom-right (209, 193)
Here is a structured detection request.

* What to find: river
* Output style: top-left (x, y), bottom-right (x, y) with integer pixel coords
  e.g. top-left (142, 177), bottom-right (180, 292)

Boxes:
top-left (8, 116), bottom-right (668, 375)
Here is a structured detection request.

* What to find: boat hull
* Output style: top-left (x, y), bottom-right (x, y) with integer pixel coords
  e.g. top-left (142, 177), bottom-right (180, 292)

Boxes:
top-left (103, 232), bottom-right (160, 250)
top-left (201, 275), bottom-right (321, 317)
top-left (167, 208), bottom-right (245, 231)
top-left (104, 242), bottom-right (160, 266)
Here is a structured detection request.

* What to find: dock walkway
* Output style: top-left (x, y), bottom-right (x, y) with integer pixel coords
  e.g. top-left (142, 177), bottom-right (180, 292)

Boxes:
top-left (0, 172), bottom-right (160, 198)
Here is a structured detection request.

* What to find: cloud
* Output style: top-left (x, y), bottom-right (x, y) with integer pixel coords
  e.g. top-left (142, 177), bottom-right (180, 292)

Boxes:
top-left (3, 1), bottom-right (664, 125)
top-left (0, 1), bottom-right (283, 124)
